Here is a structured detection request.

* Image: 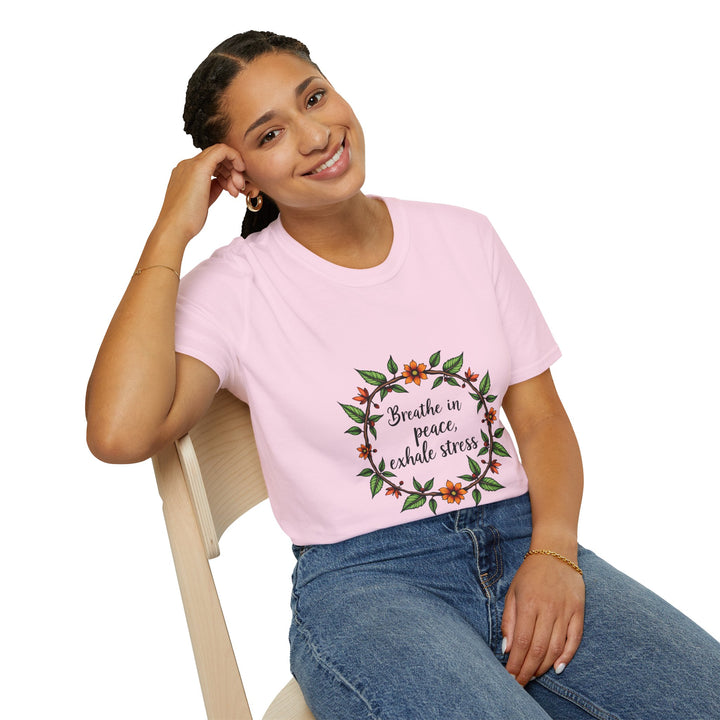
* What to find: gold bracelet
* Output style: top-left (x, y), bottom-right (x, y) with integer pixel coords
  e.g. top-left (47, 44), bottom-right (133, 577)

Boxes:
top-left (524, 549), bottom-right (583, 576)
top-left (133, 264), bottom-right (180, 280)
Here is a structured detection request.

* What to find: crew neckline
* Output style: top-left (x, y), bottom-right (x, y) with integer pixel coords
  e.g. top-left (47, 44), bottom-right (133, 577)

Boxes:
top-left (266, 196), bottom-right (408, 287)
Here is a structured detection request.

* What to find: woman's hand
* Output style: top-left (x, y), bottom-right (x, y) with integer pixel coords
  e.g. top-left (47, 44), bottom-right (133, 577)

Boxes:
top-left (502, 553), bottom-right (585, 685)
top-left (86, 144), bottom-right (245, 463)
top-left (153, 143), bottom-right (246, 245)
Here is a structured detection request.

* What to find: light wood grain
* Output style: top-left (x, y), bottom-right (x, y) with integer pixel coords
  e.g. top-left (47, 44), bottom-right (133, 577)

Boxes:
top-left (152, 391), bottom-right (315, 719)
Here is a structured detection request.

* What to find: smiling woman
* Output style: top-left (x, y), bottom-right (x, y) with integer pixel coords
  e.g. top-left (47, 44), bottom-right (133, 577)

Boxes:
top-left (182, 32), bottom-right (373, 248)
top-left (85, 29), bottom-right (720, 720)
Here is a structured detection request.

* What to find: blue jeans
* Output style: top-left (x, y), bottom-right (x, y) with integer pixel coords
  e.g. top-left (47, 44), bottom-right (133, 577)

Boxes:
top-left (289, 493), bottom-right (720, 719)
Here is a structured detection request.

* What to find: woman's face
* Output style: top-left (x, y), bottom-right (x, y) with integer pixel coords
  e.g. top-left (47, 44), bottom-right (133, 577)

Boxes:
top-left (222, 52), bottom-right (366, 213)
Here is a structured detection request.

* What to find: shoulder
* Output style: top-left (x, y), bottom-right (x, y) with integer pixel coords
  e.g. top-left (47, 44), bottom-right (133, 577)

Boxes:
top-left (384, 196), bottom-right (498, 245)
top-left (179, 220), bottom-right (280, 293)
top-left (385, 196), bottom-right (492, 228)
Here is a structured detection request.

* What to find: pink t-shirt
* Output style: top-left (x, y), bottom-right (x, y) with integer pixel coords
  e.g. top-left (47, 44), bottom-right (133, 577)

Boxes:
top-left (175, 198), bottom-right (560, 545)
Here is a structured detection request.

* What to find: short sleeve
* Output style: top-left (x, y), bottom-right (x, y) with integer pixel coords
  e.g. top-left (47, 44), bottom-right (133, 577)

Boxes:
top-left (485, 221), bottom-right (561, 385)
top-left (174, 248), bottom-right (246, 393)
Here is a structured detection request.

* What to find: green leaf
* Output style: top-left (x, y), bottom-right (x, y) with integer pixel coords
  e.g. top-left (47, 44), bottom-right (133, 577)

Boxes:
top-left (492, 442), bottom-right (511, 458)
top-left (387, 356), bottom-right (398, 375)
top-left (445, 377), bottom-right (460, 387)
top-left (457, 474), bottom-right (474, 482)
top-left (370, 474), bottom-right (384, 498)
top-left (486, 395), bottom-right (497, 402)
top-left (481, 430), bottom-right (489, 444)
top-left (383, 470), bottom-right (396, 478)
top-left (432, 377), bottom-right (444, 389)
top-left (468, 456), bottom-right (483, 476)
top-left (476, 401), bottom-right (485, 414)
top-left (429, 351), bottom-right (441, 368)
top-left (369, 425), bottom-right (377, 440)
top-left (357, 468), bottom-right (374, 477)
top-left (442, 352), bottom-right (464, 375)
top-left (423, 478), bottom-right (434, 491)
top-left (345, 426), bottom-right (362, 435)
top-left (401, 493), bottom-right (427, 512)
top-left (479, 477), bottom-right (504, 492)
top-left (339, 403), bottom-right (366, 423)
top-left (478, 372), bottom-right (491, 395)
top-left (494, 428), bottom-right (505, 438)
top-left (413, 477), bottom-right (423, 491)
top-left (469, 392), bottom-right (480, 400)
top-left (477, 446), bottom-right (489, 456)
top-left (379, 457), bottom-right (386, 473)
top-left (429, 499), bottom-right (438, 515)
top-left (369, 414), bottom-right (383, 423)
top-left (356, 369), bottom-right (388, 386)
top-left (391, 384), bottom-right (408, 393)
top-left (379, 387), bottom-right (388, 401)
top-left (472, 488), bottom-right (482, 505)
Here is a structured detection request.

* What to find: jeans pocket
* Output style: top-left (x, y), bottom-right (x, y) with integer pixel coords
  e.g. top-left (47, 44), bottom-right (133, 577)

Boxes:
top-left (291, 544), bottom-right (317, 626)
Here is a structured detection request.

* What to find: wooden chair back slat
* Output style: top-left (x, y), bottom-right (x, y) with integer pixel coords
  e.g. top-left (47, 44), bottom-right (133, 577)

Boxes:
top-left (152, 390), bottom-right (314, 719)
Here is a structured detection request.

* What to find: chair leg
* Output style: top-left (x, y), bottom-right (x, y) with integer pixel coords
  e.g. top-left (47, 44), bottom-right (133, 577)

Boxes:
top-left (154, 445), bottom-right (253, 720)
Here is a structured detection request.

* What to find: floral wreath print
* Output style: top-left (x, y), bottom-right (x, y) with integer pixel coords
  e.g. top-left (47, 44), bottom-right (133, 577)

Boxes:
top-left (339, 351), bottom-right (510, 514)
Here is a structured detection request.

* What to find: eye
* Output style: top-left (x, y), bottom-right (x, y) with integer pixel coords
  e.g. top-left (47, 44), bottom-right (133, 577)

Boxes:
top-left (306, 90), bottom-right (326, 109)
top-left (260, 129), bottom-right (281, 145)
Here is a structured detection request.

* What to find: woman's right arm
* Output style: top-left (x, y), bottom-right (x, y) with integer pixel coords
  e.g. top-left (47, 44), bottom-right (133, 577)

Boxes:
top-left (85, 144), bottom-right (246, 464)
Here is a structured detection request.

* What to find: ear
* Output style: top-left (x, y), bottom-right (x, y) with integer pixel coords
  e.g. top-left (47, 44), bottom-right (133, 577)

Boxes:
top-left (242, 179), bottom-right (262, 200)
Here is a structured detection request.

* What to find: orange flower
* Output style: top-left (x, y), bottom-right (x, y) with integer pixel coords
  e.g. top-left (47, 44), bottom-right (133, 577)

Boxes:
top-left (353, 387), bottom-right (370, 404)
top-left (485, 408), bottom-right (497, 424)
top-left (465, 368), bottom-right (479, 382)
top-left (402, 360), bottom-right (428, 385)
top-left (385, 487), bottom-right (401, 499)
top-left (438, 480), bottom-right (467, 505)
top-left (357, 444), bottom-right (372, 459)
top-left (489, 460), bottom-right (501, 474)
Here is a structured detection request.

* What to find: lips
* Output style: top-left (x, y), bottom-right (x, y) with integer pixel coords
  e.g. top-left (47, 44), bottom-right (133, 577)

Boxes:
top-left (303, 140), bottom-right (348, 178)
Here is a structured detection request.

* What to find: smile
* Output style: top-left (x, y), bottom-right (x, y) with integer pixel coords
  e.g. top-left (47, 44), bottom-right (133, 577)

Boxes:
top-left (308, 142), bottom-right (345, 175)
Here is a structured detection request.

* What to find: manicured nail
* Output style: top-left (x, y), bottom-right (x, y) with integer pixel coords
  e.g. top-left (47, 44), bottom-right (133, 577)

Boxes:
top-left (501, 637), bottom-right (508, 654)
top-left (555, 663), bottom-right (566, 675)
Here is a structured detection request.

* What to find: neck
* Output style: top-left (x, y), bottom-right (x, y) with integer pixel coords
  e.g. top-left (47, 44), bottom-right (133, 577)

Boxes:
top-left (277, 193), bottom-right (392, 269)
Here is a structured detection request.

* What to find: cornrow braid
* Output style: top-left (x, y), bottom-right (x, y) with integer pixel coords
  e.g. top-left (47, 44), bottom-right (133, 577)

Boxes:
top-left (183, 30), bottom-right (320, 237)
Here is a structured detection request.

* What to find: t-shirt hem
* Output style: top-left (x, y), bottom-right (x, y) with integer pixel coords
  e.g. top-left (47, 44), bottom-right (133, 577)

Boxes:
top-left (175, 345), bottom-right (226, 389)
top-left (509, 345), bottom-right (562, 386)
top-left (284, 485), bottom-right (530, 547)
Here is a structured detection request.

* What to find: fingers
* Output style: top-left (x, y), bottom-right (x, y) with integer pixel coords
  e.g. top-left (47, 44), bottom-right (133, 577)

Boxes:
top-left (500, 589), bottom-right (516, 657)
top-left (155, 143), bottom-right (249, 243)
top-left (212, 165), bottom-right (245, 199)
top-left (200, 141), bottom-right (246, 173)
top-left (502, 597), bottom-right (584, 685)
top-left (203, 144), bottom-right (246, 198)
top-left (505, 607), bottom-right (554, 685)
top-left (553, 610), bottom-right (584, 674)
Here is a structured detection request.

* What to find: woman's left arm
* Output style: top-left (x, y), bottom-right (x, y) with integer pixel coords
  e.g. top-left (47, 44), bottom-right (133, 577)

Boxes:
top-left (501, 368), bottom-right (586, 686)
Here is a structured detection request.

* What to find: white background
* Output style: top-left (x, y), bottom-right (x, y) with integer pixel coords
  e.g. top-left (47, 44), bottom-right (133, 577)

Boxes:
top-left (2, 1), bottom-right (718, 717)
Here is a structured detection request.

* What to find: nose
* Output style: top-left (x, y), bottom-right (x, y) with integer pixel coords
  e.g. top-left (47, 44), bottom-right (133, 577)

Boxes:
top-left (297, 116), bottom-right (330, 155)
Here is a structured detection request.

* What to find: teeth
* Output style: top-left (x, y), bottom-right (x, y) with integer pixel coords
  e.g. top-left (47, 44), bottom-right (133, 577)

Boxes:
top-left (311, 143), bottom-right (344, 174)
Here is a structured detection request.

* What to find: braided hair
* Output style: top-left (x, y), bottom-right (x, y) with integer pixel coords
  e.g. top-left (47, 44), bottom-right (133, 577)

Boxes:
top-left (183, 31), bottom-right (319, 237)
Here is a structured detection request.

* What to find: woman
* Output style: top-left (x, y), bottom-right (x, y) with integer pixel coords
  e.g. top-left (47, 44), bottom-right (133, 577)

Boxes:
top-left (86, 31), bottom-right (720, 719)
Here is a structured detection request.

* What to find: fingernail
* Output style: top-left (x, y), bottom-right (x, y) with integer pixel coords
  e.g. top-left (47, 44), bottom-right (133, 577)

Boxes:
top-left (501, 637), bottom-right (508, 654)
top-left (555, 663), bottom-right (566, 675)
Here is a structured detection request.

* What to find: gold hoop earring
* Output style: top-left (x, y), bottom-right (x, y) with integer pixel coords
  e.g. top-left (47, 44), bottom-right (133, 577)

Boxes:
top-left (246, 193), bottom-right (263, 212)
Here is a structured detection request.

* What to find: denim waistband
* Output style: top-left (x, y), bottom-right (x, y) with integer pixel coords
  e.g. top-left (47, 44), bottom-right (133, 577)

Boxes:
top-left (292, 491), bottom-right (532, 566)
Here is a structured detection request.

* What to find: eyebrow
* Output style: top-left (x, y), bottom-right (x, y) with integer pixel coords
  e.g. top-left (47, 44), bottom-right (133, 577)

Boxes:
top-left (243, 76), bottom-right (323, 139)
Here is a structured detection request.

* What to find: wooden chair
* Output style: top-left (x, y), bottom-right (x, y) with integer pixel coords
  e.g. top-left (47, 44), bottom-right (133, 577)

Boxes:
top-left (151, 389), bottom-right (316, 720)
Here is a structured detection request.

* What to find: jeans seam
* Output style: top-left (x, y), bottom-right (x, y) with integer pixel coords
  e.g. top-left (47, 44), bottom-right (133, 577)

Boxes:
top-left (534, 674), bottom-right (622, 720)
top-left (294, 622), bottom-right (383, 720)
top-left (481, 524), bottom-right (503, 587)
